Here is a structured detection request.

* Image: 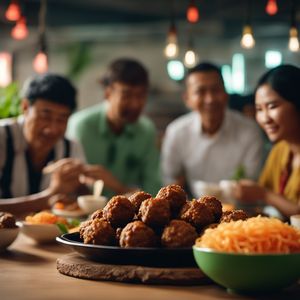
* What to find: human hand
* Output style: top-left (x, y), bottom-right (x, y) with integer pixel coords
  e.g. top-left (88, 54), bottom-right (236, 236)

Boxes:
top-left (81, 164), bottom-right (132, 194)
top-left (234, 179), bottom-right (266, 204)
top-left (47, 158), bottom-right (85, 195)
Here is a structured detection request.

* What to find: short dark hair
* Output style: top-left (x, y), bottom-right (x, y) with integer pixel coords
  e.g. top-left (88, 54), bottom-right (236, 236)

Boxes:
top-left (186, 62), bottom-right (225, 86)
top-left (256, 64), bottom-right (300, 112)
top-left (21, 73), bottom-right (77, 112)
top-left (100, 58), bottom-right (149, 88)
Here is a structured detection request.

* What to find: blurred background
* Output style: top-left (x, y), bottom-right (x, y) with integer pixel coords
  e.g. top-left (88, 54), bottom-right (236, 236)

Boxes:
top-left (0, 0), bottom-right (299, 132)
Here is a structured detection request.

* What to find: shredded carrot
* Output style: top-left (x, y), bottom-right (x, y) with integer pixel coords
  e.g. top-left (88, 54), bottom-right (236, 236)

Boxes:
top-left (25, 211), bottom-right (68, 225)
top-left (195, 216), bottom-right (300, 254)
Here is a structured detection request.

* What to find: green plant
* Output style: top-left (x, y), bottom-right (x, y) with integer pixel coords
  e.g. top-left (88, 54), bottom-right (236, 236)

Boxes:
top-left (0, 82), bottom-right (22, 119)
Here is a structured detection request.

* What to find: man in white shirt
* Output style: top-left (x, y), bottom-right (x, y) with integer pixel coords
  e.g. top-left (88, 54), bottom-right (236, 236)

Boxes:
top-left (161, 62), bottom-right (264, 197)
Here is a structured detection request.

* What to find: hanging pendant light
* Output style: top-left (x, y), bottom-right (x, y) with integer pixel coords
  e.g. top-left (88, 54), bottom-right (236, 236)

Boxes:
top-left (266, 0), bottom-right (278, 16)
top-left (187, 0), bottom-right (199, 23)
top-left (5, 0), bottom-right (21, 21)
top-left (33, 0), bottom-right (48, 73)
top-left (241, 25), bottom-right (255, 49)
top-left (11, 16), bottom-right (28, 40)
top-left (240, 0), bottom-right (255, 49)
top-left (184, 34), bottom-right (198, 67)
top-left (164, 22), bottom-right (179, 58)
top-left (289, 0), bottom-right (299, 52)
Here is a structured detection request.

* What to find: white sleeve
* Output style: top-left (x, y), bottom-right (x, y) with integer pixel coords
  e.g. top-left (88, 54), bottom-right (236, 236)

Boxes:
top-left (161, 125), bottom-right (183, 185)
top-left (70, 140), bottom-right (86, 163)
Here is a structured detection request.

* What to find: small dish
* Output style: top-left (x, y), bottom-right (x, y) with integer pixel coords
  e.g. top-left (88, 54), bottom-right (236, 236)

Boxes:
top-left (77, 195), bottom-right (107, 215)
top-left (0, 227), bottom-right (20, 251)
top-left (17, 221), bottom-right (61, 243)
top-left (52, 207), bottom-right (86, 218)
top-left (193, 247), bottom-right (300, 294)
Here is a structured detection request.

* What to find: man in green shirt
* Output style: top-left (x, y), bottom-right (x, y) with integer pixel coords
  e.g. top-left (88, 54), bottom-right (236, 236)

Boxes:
top-left (67, 58), bottom-right (161, 197)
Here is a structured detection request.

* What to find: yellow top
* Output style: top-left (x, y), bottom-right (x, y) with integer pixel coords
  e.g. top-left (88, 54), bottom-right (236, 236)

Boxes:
top-left (259, 141), bottom-right (300, 204)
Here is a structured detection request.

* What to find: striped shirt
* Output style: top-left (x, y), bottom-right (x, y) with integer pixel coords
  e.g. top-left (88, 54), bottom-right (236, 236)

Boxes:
top-left (0, 117), bottom-right (85, 198)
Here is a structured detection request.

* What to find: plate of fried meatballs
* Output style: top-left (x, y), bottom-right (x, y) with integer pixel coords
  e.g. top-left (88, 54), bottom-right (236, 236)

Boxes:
top-left (57, 184), bottom-right (248, 267)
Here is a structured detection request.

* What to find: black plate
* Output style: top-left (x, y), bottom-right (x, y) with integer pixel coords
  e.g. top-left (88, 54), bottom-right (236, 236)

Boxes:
top-left (56, 232), bottom-right (196, 267)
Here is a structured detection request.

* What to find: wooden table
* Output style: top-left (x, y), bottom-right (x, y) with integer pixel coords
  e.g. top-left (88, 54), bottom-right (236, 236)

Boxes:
top-left (1, 234), bottom-right (299, 300)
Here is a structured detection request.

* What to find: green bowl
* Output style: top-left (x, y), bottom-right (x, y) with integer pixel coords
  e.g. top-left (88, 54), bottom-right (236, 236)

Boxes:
top-left (193, 246), bottom-right (300, 294)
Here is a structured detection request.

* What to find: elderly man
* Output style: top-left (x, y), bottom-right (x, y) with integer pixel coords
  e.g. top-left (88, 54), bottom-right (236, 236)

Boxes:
top-left (67, 58), bottom-right (161, 197)
top-left (161, 62), bottom-right (264, 197)
top-left (0, 73), bottom-right (86, 215)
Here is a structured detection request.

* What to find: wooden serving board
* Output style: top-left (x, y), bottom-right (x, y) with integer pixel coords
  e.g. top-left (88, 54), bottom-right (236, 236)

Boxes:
top-left (56, 253), bottom-right (208, 285)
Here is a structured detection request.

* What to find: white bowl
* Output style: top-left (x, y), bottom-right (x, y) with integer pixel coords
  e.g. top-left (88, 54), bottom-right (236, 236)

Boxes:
top-left (77, 195), bottom-right (107, 214)
top-left (290, 214), bottom-right (300, 229)
top-left (16, 221), bottom-right (61, 243)
top-left (191, 181), bottom-right (223, 199)
top-left (0, 227), bottom-right (20, 251)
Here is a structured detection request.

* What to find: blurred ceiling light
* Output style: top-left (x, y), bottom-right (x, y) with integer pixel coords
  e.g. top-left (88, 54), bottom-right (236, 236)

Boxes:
top-left (240, 25), bottom-right (255, 49)
top-left (33, 51), bottom-right (48, 74)
top-left (167, 60), bottom-right (184, 81)
top-left (11, 16), bottom-right (28, 40)
top-left (164, 22), bottom-right (178, 58)
top-left (265, 50), bottom-right (282, 68)
top-left (265, 0), bottom-right (278, 16)
top-left (33, 0), bottom-right (48, 73)
top-left (289, 27), bottom-right (299, 52)
top-left (187, 0), bottom-right (199, 23)
top-left (184, 36), bottom-right (197, 68)
top-left (0, 52), bottom-right (12, 87)
top-left (289, 0), bottom-right (299, 52)
top-left (5, 0), bottom-right (21, 21)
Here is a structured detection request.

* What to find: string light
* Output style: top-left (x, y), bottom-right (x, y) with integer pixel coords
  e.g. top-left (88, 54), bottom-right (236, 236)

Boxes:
top-left (33, 51), bottom-right (48, 74)
top-left (11, 16), bottom-right (28, 40)
top-left (187, 0), bottom-right (199, 23)
top-left (5, 0), bottom-right (21, 21)
top-left (265, 0), bottom-right (278, 16)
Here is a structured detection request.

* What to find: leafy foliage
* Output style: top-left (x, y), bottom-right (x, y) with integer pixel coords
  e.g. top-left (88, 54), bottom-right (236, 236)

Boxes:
top-left (0, 82), bottom-right (21, 119)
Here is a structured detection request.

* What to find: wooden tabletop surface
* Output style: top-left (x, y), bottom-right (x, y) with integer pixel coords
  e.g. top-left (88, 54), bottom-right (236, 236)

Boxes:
top-left (1, 234), bottom-right (299, 300)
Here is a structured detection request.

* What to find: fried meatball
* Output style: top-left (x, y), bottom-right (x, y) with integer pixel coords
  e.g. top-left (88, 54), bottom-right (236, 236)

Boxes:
top-left (80, 218), bottom-right (115, 245)
top-left (90, 209), bottom-right (103, 220)
top-left (119, 221), bottom-right (157, 248)
top-left (128, 191), bottom-right (152, 213)
top-left (102, 196), bottom-right (135, 228)
top-left (220, 209), bottom-right (248, 223)
top-left (180, 200), bottom-right (215, 231)
top-left (138, 197), bottom-right (170, 228)
top-left (161, 220), bottom-right (198, 248)
top-left (0, 212), bottom-right (17, 229)
top-left (156, 184), bottom-right (187, 216)
top-left (198, 196), bottom-right (222, 222)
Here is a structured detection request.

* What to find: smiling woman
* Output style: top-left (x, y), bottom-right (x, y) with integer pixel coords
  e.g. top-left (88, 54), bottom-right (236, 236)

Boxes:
top-left (234, 64), bottom-right (300, 218)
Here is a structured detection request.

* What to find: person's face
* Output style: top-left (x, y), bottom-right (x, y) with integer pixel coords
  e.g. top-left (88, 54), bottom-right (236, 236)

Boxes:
top-left (106, 81), bottom-right (147, 124)
top-left (22, 99), bottom-right (71, 151)
top-left (184, 71), bottom-right (228, 133)
top-left (255, 84), bottom-right (300, 143)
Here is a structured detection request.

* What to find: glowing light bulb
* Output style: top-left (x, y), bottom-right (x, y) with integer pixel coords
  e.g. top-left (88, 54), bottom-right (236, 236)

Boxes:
top-left (164, 43), bottom-right (178, 58)
top-left (11, 17), bottom-right (28, 40)
top-left (33, 51), bottom-right (48, 73)
top-left (240, 25), bottom-right (255, 49)
top-left (5, 0), bottom-right (21, 21)
top-left (266, 0), bottom-right (278, 16)
top-left (187, 2), bottom-right (199, 23)
top-left (184, 50), bottom-right (197, 67)
top-left (164, 25), bottom-right (179, 58)
top-left (289, 27), bottom-right (299, 52)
